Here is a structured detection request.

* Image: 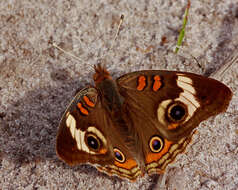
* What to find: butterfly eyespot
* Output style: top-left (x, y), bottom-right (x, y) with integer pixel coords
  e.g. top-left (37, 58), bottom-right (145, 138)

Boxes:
top-left (149, 136), bottom-right (164, 153)
top-left (86, 134), bottom-right (101, 151)
top-left (167, 102), bottom-right (187, 122)
top-left (113, 148), bottom-right (126, 163)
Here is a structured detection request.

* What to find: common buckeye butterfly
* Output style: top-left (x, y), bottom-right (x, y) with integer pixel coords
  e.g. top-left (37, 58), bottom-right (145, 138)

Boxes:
top-left (56, 64), bottom-right (232, 180)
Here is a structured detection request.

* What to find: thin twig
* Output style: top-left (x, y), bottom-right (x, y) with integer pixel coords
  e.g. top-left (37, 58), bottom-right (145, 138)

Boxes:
top-left (209, 49), bottom-right (238, 80)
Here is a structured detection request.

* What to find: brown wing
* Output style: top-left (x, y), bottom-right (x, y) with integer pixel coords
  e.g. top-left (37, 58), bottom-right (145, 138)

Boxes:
top-left (56, 87), bottom-right (141, 180)
top-left (121, 94), bottom-right (195, 175)
top-left (117, 70), bottom-right (232, 141)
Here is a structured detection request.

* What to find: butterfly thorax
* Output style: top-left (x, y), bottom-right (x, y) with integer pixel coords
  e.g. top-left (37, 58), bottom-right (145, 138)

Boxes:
top-left (93, 64), bottom-right (124, 113)
top-left (93, 64), bottom-right (146, 171)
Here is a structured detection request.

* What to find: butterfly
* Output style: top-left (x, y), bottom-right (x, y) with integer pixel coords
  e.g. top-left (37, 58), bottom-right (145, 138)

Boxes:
top-left (56, 64), bottom-right (232, 181)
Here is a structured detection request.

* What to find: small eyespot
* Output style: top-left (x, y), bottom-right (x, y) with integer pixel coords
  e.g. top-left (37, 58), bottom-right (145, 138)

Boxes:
top-left (113, 148), bottom-right (126, 163)
top-left (167, 102), bottom-right (187, 122)
top-left (86, 134), bottom-right (100, 151)
top-left (149, 136), bottom-right (164, 153)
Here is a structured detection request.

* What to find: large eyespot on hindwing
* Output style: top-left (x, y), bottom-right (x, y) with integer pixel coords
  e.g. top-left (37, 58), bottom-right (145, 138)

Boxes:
top-left (149, 136), bottom-right (164, 153)
top-left (65, 112), bottom-right (107, 154)
top-left (113, 148), bottom-right (126, 163)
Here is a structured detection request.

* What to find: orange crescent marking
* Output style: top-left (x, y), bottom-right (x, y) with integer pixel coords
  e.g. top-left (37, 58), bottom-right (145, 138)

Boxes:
top-left (83, 96), bottom-right (95, 107)
top-left (99, 148), bottom-right (107, 154)
top-left (146, 139), bottom-right (173, 164)
top-left (156, 169), bottom-right (165, 174)
top-left (168, 123), bottom-right (179, 130)
top-left (77, 102), bottom-right (89, 115)
top-left (114, 159), bottom-right (138, 170)
top-left (153, 75), bottom-right (162, 92)
top-left (137, 76), bottom-right (146, 91)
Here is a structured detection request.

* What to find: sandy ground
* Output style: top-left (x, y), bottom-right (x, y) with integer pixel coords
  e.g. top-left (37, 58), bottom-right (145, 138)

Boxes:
top-left (0, 0), bottom-right (238, 189)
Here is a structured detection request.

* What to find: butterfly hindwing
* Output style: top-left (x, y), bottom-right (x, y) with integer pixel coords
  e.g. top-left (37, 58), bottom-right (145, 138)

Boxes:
top-left (121, 96), bottom-right (195, 175)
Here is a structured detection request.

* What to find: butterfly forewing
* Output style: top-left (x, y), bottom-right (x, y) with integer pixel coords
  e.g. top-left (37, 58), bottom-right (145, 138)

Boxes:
top-left (117, 70), bottom-right (232, 141)
top-left (56, 87), bottom-right (112, 165)
top-left (56, 86), bottom-right (141, 180)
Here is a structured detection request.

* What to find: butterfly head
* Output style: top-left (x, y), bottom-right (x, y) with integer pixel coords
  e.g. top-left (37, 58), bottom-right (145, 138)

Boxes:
top-left (93, 64), bottom-right (112, 85)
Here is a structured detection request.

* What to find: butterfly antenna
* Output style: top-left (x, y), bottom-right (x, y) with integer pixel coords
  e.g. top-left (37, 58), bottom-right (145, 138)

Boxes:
top-left (53, 14), bottom-right (124, 71)
top-left (52, 43), bottom-right (82, 62)
top-left (94, 14), bottom-right (124, 73)
top-left (52, 42), bottom-right (94, 70)
top-left (97, 14), bottom-right (124, 64)
top-left (109, 14), bottom-right (124, 52)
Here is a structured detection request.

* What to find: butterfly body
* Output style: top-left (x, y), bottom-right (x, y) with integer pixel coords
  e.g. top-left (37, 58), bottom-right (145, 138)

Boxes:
top-left (56, 64), bottom-right (232, 180)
